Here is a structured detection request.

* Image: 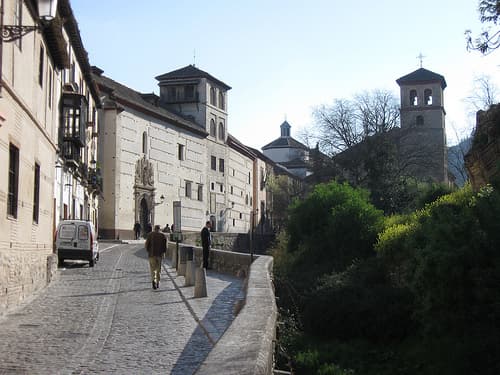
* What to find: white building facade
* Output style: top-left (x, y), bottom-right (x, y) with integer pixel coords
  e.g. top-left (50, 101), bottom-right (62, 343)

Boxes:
top-left (0, 0), bottom-right (99, 311)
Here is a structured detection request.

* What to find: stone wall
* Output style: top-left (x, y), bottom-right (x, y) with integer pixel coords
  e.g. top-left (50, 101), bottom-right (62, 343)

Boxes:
top-left (176, 231), bottom-right (275, 254)
top-left (166, 242), bottom-right (277, 374)
top-left (196, 255), bottom-right (277, 375)
top-left (0, 243), bottom-right (58, 315)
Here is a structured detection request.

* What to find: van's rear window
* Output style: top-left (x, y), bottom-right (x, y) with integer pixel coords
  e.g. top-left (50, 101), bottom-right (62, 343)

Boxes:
top-left (78, 225), bottom-right (89, 240)
top-left (59, 225), bottom-right (76, 239)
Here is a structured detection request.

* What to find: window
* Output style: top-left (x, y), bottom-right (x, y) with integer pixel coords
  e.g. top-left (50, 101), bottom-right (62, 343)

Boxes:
top-left (410, 90), bottom-right (418, 106)
top-left (142, 131), bottom-right (147, 154)
top-left (211, 182), bottom-right (215, 191)
top-left (210, 87), bottom-right (217, 105)
top-left (239, 212), bottom-right (242, 219)
top-left (185, 85), bottom-right (195, 100)
top-left (185, 181), bottom-right (192, 198)
top-left (80, 204), bottom-right (83, 220)
top-left (218, 122), bottom-right (225, 140)
top-left (178, 144), bottom-right (184, 160)
top-left (219, 158), bottom-right (225, 173)
top-left (211, 156), bottom-right (217, 170)
top-left (48, 67), bottom-right (53, 108)
top-left (8, 144), bottom-right (19, 218)
top-left (416, 115), bottom-right (424, 126)
top-left (219, 184), bottom-right (224, 193)
top-left (219, 91), bottom-right (225, 110)
top-left (210, 119), bottom-right (216, 137)
top-left (167, 87), bottom-right (177, 102)
top-left (230, 186), bottom-right (233, 194)
top-left (248, 172), bottom-right (251, 184)
top-left (424, 89), bottom-right (433, 105)
top-left (197, 184), bottom-right (203, 201)
top-left (38, 45), bottom-right (44, 87)
top-left (232, 218), bottom-right (235, 226)
top-left (245, 194), bottom-right (249, 205)
top-left (33, 163), bottom-right (40, 223)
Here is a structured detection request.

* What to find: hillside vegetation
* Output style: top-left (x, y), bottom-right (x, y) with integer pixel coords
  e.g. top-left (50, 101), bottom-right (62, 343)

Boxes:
top-left (273, 181), bottom-right (500, 375)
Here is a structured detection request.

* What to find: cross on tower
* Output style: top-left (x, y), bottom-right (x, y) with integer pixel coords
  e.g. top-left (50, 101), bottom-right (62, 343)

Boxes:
top-left (417, 52), bottom-right (426, 68)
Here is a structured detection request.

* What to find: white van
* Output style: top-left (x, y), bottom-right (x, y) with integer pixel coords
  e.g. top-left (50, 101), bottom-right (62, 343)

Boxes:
top-left (55, 220), bottom-right (99, 267)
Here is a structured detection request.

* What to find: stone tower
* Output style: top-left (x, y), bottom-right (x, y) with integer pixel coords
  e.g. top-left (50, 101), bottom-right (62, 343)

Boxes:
top-left (396, 67), bottom-right (448, 183)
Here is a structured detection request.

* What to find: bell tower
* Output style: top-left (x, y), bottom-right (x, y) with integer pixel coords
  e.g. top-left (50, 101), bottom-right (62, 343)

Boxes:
top-left (396, 67), bottom-right (448, 183)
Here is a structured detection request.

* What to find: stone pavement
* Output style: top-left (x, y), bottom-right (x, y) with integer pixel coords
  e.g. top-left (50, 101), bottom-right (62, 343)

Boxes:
top-left (0, 242), bottom-right (245, 374)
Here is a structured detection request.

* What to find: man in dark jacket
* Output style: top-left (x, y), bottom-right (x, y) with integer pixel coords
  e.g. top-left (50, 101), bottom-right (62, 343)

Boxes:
top-left (201, 221), bottom-right (212, 269)
top-left (145, 225), bottom-right (167, 289)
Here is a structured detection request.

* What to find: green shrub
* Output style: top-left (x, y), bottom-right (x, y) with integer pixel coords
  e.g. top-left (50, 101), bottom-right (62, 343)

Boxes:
top-left (286, 181), bottom-right (383, 277)
top-left (303, 258), bottom-right (413, 341)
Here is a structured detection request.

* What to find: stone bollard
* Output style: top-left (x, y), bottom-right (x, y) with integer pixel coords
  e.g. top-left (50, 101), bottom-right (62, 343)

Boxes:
top-left (194, 266), bottom-right (207, 298)
top-left (178, 246), bottom-right (187, 276)
top-left (172, 244), bottom-right (178, 270)
top-left (184, 247), bottom-right (195, 286)
top-left (185, 260), bottom-right (195, 286)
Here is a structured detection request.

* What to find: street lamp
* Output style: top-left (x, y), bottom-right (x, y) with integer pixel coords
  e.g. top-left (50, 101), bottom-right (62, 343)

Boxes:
top-left (1, 0), bottom-right (58, 42)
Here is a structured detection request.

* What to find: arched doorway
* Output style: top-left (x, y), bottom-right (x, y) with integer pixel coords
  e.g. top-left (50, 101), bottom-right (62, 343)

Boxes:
top-left (140, 197), bottom-right (149, 238)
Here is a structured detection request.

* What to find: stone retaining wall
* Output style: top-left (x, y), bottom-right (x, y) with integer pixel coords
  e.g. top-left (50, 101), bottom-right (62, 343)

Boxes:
top-left (0, 242), bottom-right (58, 315)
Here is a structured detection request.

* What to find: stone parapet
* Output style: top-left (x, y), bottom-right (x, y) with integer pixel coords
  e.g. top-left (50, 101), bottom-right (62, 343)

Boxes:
top-left (165, 242), bottom-right (278, 374)
top-left (195, 255), bottom-right (277, 375)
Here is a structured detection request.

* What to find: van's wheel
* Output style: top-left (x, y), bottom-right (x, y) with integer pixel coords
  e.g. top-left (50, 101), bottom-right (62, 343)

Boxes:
top-left (58, 258), bottom-right (64, 267)
top-left (89, 259), bottom-right (95, 267)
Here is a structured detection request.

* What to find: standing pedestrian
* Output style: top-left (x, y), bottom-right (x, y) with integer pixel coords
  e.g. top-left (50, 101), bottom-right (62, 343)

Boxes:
top-left (162, 224), bottom-right (171, 233)
top-left (201, 221), bottom-right (212, 269)
top-left (145, 225), bottom-right (167, 289)
top-left (133, 221), bottom-right (141, 240)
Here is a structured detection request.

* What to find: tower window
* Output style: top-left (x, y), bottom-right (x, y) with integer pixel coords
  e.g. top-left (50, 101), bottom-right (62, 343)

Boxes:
top-left (219, 92), bottom-right (225, 110)
top-left (410, 90), bottom-right (418, 106)
top-left (416, 115), bottom-right (424, 126)
top-left (218, 122), bottom-right (225, 140)
top-left (210, 87), bottom-right (217, 106)
top-left (211, 156), bottom-right (217, 170)
top-left (210, 119), bottom-right (216, 137)
top-left (424, 89), bottom-right (433, 105)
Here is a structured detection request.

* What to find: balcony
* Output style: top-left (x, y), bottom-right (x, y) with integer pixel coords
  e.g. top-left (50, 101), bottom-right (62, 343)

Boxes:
top-left (61, 93), bottom-right (87, 147)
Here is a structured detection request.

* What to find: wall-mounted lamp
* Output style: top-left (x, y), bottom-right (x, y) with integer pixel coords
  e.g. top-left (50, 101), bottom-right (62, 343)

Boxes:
top-left (1, 0), bottom-right (58, 42)
top-left (154, 194), bottom-right (165, 206)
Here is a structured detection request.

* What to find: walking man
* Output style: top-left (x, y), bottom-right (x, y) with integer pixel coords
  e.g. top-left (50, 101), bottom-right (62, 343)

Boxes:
top-left (145, 225), bottom-right (167, 289)
top-left (133, 221), bottom-right (141, 240)
top-left (201, 221), bottom-right (212, 269)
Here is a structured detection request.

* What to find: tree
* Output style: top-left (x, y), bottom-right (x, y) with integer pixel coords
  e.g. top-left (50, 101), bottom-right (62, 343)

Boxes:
top-left (312, 99), bottom-right (362, 155)
top-left (354, 89), bottom-right (400, 136)
top-left (466, 74), bottom-right (499, 113)
top-left (466, 0), bottom-right (500, 54)
top-left (311, 90), bottom-right (399, 156)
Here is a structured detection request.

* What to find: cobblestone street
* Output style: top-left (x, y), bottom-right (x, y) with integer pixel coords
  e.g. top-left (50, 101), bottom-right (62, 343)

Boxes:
top-left (0, 243), bottom-right (245, 374)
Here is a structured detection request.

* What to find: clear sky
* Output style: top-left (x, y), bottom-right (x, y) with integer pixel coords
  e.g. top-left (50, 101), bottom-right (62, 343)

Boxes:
top-left (71, 0), bottom-right (499, 149)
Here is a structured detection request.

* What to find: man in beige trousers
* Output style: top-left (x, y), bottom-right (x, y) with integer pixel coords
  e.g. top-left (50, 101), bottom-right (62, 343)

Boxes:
top-left (145, 225), bottom-right (167, 289)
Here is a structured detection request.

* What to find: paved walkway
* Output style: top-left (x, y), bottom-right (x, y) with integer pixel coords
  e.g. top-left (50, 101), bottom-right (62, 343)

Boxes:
top-left (0, 242), bottom-right (245, 374)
